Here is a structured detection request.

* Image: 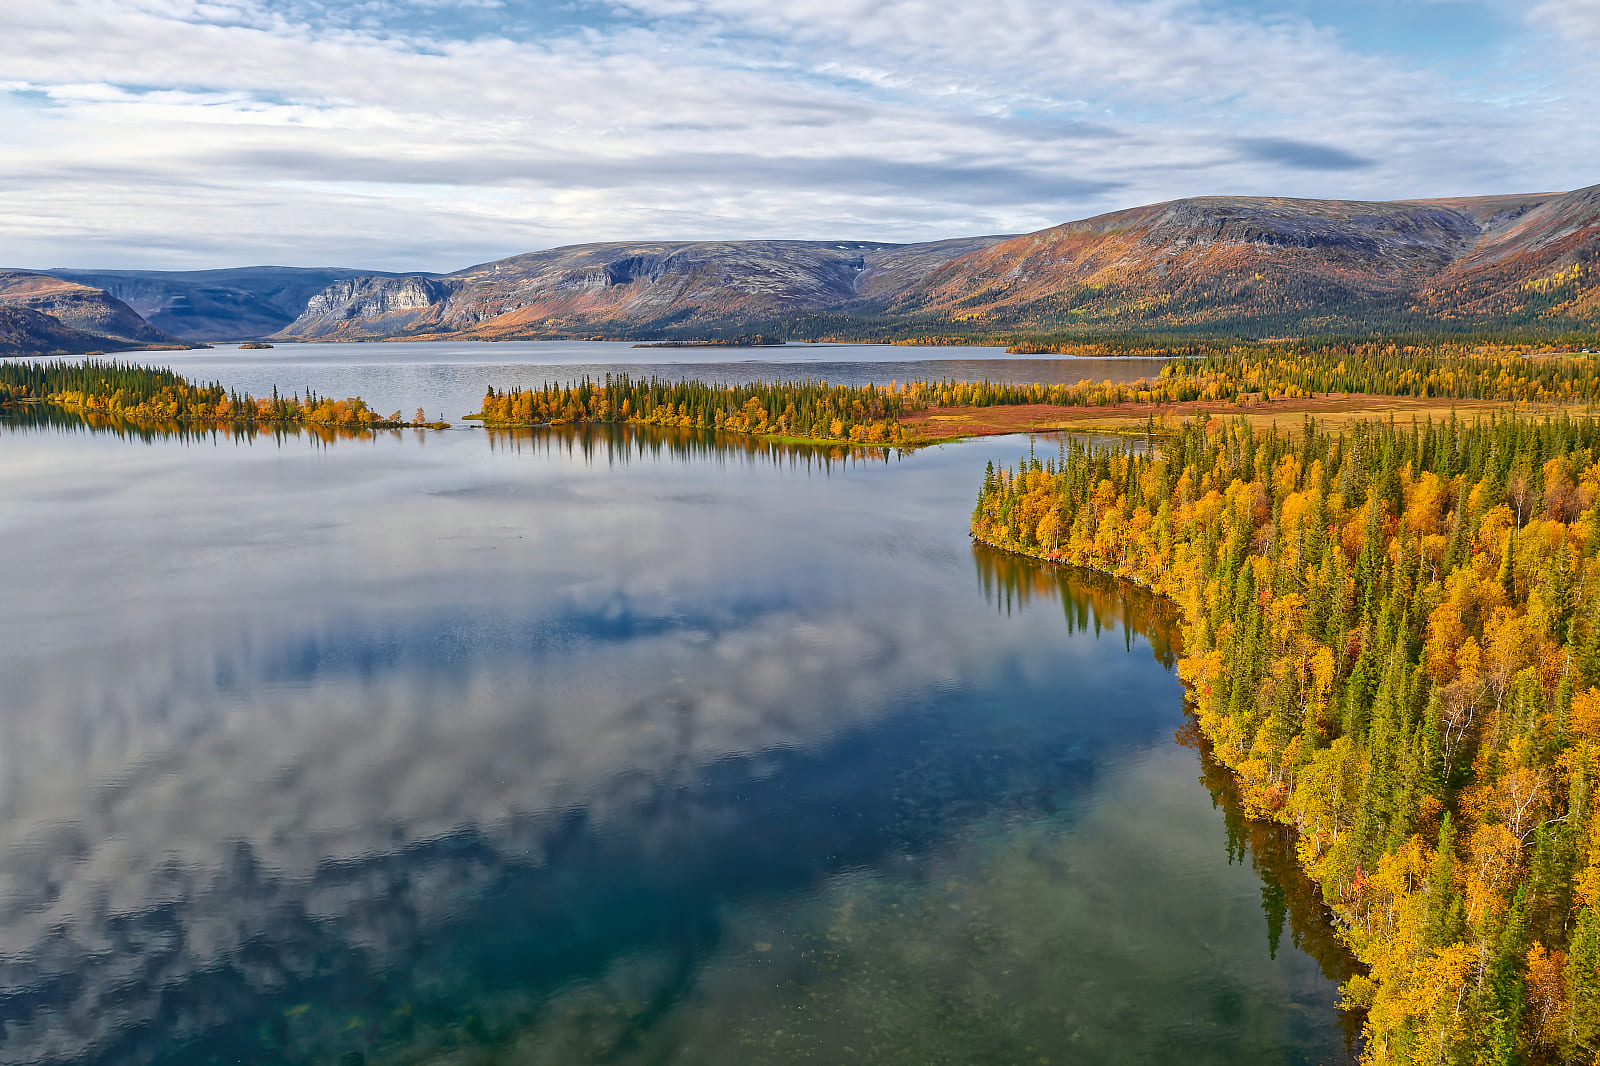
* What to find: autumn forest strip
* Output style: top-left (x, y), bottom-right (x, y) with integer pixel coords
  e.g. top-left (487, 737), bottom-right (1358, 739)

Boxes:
top-left (971, 412), bottom-right (1600, 1065)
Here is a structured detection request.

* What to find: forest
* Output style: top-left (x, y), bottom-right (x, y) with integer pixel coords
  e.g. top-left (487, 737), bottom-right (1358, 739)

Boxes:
top-left (471, 346), bottom-right (1600, 447)
top-left (0, 358), bottom-right (421, 428)
top-left (971, 412), bottom-right (1600, 1064)
top-left (470, 375), bottom-right (920, 443)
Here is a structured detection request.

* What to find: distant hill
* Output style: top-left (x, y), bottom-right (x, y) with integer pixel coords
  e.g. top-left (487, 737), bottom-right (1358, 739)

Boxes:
top-left (31, 183), bottom-right (1598, 347)
top-left (272, 237), bottom-right (1009, 341)
top-left (47, 267), bottom-right (416, 341)
top-left (0, 271), bottom-right (181, 346)
top-left (270, 185), bottom-right (1599, 342)
top-left (876, 186), bottom-right (1600, 335)
top-left (0, 305), bottom-right (139, 356)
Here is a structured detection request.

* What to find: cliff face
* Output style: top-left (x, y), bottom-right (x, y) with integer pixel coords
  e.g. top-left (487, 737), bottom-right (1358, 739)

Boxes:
top-left (50, 267), bottom-right (409, 341)
top-left (286, 276), bottom-right (453, 338)
top-left (0, 272), bottom-right (180, 345)
top-left (272, 237), bottom-right (1007, 340)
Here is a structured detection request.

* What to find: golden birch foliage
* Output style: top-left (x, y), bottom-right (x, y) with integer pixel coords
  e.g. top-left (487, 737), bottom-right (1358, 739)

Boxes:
top-left (971, 412), bottom-right (1600, 1065)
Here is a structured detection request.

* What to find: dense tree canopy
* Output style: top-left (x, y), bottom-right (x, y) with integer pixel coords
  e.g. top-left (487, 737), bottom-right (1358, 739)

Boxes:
top-left (973, 413), bottom-right (1600, 1064)
top-left (0, 359), bottom-right (412, 427)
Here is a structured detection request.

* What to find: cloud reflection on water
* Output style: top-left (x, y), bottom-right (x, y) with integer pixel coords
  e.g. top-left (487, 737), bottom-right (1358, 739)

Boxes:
top-left (0, 422), bottom-right (1341, 1065)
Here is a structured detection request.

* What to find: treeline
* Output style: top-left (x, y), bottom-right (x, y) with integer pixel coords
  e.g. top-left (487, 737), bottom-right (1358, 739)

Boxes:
top-left (1159, 344), bottom-right (1600, 404)
top-left (0, 359), bottom-right (417, 427)
top-left (971, 412), bottom-right (1600, 1064)
top-left (470, 345), bottom-right (1600, 447)
top-left (472, 376), bottom-right (919, 443)
top-left (470, 373), bottom-right (1225, 443)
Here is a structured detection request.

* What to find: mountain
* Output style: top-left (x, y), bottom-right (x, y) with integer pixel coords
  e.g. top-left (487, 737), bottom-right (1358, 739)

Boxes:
top-left (272, 185), bottom-right (1600, 341)
top-left (0, 305), bottom-right (139, 356)
top-left (877, 186), bottom-right (1600, 335)
top-left (34, 183), bottom-right (1598, 347)
top-left (47, 267), bottom-right (415, 341)
top-left (0, 271), bottom-right (181, 346)
top-left (272, 237), bottom-right (1009, 341)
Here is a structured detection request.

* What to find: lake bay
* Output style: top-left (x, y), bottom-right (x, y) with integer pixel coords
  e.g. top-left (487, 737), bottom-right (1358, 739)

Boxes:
top-left (0, 346), bottom-right (1353, 1065)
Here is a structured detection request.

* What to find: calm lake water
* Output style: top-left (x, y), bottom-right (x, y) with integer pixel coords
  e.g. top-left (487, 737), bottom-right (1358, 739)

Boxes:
top-left (0, 348), bottom-right (1354, 1065)
top-left (136, 340), bottom-right (1171, 424)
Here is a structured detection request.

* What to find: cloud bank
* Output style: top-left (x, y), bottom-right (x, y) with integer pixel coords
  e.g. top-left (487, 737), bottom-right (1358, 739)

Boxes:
top-left (0, 0), bottom-right (1595, 269)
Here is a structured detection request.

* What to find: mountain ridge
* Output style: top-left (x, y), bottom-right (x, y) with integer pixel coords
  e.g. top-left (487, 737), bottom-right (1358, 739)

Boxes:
top-left (268, 185), bottom-right (1599, 342)
top-left (9, 183), bottom-right (1596, 353)
top-left (274, 236), bottom-right (1010, 341)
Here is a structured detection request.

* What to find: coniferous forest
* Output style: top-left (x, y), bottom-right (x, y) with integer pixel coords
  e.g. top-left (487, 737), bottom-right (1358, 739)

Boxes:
top-left (972, 413), bottom-right (1600, 1064)
top-left (0, 359), bottom-right (419, 427)
top-left (471, 345), bottom-right (1600, 446)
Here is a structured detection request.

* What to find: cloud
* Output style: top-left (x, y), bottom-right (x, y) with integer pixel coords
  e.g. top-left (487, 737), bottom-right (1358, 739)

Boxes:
top-left (1234, 137), bottom-right (1377, 171)
top-left (0, 0), bottom-right (1595, 267)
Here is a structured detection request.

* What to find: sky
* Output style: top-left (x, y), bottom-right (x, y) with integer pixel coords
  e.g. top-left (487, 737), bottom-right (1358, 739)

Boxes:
top-left (1, 0), bottom-right (1597, 271)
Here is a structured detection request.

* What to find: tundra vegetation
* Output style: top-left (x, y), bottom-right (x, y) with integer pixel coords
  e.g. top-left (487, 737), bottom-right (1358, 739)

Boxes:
top-left (972, 412), bottom-right (1600, 1065)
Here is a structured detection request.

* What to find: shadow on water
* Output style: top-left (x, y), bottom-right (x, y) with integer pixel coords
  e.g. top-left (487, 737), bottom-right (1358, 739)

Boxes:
top-left (973, 541), bottom-right (1365, 1055)
top-left (1178, 720), bottom-right (1368, 1053)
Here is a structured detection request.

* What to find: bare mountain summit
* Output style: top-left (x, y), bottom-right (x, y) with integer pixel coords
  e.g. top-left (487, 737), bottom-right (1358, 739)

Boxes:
top-left (880, 186), bottom-right (1599, 334)
top-left (274, 185), bottom-right (1600, 341)
top-left (274, 237), bottom-right (1009, 341)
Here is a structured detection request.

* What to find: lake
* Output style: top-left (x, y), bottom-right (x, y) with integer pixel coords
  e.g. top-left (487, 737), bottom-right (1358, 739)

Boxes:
top-left (143, 340), bottom-right (1171, 424)
top-left (0, 346), bottom-right (1355, 1065)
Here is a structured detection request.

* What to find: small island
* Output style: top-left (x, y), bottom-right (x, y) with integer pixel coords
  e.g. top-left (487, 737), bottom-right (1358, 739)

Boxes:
top-left (237, 341), bottom-right (274, 349)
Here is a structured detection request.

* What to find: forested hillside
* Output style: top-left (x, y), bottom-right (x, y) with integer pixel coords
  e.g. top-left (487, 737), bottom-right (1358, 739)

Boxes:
top-left (972, 414), bottom-right (1600, 1064)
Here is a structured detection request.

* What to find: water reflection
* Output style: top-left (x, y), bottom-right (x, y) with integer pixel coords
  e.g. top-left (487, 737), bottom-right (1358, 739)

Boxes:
top-left (145, 340), bottom-right (1170, 422)
top-left (0, 419), bottom-right (1351, 1065)
top-left (973, 544), bottom-right (1180, 668)
top-left (0, 402), bottom-right (409, 446)
top-left (974, 543), bottom-right (1363, 1053)
top-left (485, 422), bottom-right (910, 468)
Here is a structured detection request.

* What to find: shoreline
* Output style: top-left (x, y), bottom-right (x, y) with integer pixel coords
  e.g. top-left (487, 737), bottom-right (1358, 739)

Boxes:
top-left (471, 391), bottom-right (1588, 451)
top-left (967, 528), bottom-right (1370, 1016)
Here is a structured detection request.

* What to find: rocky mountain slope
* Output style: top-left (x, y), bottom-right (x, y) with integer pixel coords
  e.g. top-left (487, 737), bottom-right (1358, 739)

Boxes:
top-left (22, 183), bottom-right (1597, 347)
top-left (0, 271), bottom-right (181, 346)
top-left (879, 186), bottom-right (1600, 334)
top-left (274, 185), bottom-right (1600, 340)
top-left (49, 267), bottom-right (414, 341)
top-left (273, 237), bottom-right (1008, 341)
top-left (0, 305), bottom-right (141, 356)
